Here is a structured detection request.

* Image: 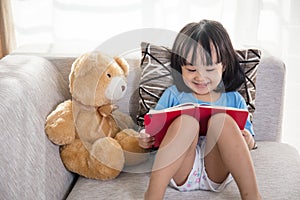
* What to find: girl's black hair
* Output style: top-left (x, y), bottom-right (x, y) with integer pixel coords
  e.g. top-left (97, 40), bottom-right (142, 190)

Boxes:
top-left (171, 19), bottom-right (244, 92)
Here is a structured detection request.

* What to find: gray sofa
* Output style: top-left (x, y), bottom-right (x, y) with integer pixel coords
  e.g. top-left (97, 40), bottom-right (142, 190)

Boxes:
top-left (1, 49), bottom-right (300, 200)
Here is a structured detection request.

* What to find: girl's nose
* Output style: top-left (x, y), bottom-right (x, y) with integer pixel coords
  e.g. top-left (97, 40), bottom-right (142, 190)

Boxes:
top-left (195, 71), bottom-right (205, 81)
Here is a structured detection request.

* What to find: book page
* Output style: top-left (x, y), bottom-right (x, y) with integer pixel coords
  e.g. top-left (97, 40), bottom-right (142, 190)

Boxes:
top-left (148, 103), bottom-right (246, 114)
top-left (148, 102), bottom-right (197, 114)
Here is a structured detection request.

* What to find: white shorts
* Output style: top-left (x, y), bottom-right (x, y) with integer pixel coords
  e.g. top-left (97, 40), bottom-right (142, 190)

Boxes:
top-left (169, 136), bottom-right (233, 192)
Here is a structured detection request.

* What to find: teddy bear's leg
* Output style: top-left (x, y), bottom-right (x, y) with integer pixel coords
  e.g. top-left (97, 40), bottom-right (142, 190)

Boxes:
top-left (60, 138), bottom-right (125, 180)
top-left (115, 129), bottom-right (148, 166)
top-left (45, 100), bottom-right (76, 145)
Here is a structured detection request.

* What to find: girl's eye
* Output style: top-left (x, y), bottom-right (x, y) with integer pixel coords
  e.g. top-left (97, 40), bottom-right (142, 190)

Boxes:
top-left (206, 68), bottom-right (215, 72)
top-left (107, 73), bottom-right (111, 78)
top-left (187, 69), bottom-right (196, 72)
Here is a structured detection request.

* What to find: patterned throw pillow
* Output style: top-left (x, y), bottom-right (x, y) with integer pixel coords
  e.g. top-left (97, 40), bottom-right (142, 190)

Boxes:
top-left (136, 42), bottom-right (173, 126)
top-left (236, 49), bottom-right (261, 122)
top-left (137, 42), bottom-right (261, 126)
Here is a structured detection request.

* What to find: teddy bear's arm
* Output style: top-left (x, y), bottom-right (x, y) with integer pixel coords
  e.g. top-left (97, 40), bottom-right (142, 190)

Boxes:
top-left (45, 100), bottom-right (76, 145)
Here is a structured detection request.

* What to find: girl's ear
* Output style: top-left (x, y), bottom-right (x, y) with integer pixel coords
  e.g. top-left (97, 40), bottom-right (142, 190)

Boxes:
top-left (222, 64), bottom-right (226, 72)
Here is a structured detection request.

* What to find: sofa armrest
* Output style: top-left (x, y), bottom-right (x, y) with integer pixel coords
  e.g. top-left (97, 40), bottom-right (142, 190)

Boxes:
top-left (253, 56), bottom-right (286, 142)
top-left (0, 55), bottom-right (75, 199)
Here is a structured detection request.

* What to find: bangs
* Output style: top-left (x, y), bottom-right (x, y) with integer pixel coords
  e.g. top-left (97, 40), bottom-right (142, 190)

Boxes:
top-left (174, 31), bottom-right (222, 67)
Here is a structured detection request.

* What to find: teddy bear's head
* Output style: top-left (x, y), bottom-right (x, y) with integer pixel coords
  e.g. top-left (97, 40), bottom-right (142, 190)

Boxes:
top-left (69, 51), bottom-right (129, 107)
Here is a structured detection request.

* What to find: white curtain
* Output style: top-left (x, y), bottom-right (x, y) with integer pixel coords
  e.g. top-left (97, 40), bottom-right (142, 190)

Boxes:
top-left (10, 0), bottom-right (295, 57)
top-left (0, 0), bottom-right (16, 58)
top-left (10, 0), bottom-right (300, 150)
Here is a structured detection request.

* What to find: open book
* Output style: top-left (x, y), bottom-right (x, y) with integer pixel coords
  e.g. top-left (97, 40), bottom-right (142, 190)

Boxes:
top-left (144, 103), bottom-right (249, 148)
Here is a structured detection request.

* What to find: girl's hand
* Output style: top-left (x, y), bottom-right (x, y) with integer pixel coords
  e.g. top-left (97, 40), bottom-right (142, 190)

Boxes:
top-left (242, 130), bottom-right (256, 150)
top-left (138, 129), bottom-right (155, 149)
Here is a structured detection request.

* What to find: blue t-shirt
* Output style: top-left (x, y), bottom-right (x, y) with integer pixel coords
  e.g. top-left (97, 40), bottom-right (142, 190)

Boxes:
top-left (155, 85), bottom-right (254, 136)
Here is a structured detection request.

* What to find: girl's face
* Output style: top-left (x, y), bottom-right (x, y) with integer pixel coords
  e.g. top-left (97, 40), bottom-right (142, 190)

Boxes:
top-left (181, 48), bottom-right (223, 100)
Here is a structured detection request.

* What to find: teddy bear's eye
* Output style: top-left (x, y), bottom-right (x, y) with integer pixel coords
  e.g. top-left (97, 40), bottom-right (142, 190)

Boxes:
top-left (107, 73), bottom-right (111, 78)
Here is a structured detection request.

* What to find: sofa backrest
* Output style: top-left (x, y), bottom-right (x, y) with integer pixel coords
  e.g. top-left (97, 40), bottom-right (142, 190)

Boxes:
top-left (252, 56), bottom-right (286, 141)
top-left (47, 53), bottom-right (286, 142)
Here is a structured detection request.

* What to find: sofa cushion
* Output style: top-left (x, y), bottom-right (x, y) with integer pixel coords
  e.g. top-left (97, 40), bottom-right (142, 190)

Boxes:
top-left (66, 141), bottom-right (300, 199)
top-left (136, 42), bottom-right (261, 127)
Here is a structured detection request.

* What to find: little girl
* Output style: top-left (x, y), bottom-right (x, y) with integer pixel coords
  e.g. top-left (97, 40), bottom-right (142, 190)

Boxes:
top-left (139, 19), bottom-right (262, 200)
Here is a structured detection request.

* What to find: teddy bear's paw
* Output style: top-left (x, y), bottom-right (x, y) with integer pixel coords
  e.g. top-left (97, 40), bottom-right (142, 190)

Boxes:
top-left (45, 115), bottom-right (75, 145)
top-left (45, 118), bottom-right (75, 145)
top-left (45, 100), bottom-right (76, 145)
top-left (115, 129), bottom-right (148, 166)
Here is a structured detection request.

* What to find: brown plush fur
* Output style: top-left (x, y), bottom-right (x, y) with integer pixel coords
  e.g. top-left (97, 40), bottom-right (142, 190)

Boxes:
top-left (45, 51), bottom-right (146, 180)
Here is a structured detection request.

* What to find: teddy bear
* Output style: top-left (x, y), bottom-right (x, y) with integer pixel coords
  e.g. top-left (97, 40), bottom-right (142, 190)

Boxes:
top-left (45, 51), bottom-right (146, 180)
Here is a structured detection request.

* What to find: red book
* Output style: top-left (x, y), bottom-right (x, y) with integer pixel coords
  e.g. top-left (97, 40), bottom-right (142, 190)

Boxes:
top-left (144, 103), bottom-right (249, 148)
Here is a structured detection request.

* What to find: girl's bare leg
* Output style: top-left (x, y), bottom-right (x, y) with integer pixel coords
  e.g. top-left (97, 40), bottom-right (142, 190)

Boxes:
top-left (205, 113), bottom-right (262, 200)
top-left (144, 115), bottom-right (199, 200)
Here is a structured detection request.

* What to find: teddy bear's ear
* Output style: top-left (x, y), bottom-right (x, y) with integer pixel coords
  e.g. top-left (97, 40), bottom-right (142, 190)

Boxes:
top-left (114, 57), bottom-right (129, 77)
top-left (69, 52), bottom-right (97, 96)
top-left (71, 52), bottom-right (95, 78)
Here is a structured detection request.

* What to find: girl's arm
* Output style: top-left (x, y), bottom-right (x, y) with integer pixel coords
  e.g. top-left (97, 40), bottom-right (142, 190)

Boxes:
top-left (139, 86), bottom-right (179, 149)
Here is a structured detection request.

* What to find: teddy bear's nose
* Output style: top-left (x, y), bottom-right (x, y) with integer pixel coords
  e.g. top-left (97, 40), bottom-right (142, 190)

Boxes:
top-left (121, 85), bottom-right (125, 91)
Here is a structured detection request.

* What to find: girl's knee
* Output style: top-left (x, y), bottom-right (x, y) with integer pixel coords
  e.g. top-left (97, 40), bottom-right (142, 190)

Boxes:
top-left (179, 114), bottom-right (199, 124)
top-left (172, 114), bottom-right (200, 134)
top-left (166, 114), bottom-right (199, 145)
top-left (208, 113), bottom-right (236, 127)
top-left (207, 113), bottom-right (240, 139)
top-left (210, 112), bottom-right (233, 120)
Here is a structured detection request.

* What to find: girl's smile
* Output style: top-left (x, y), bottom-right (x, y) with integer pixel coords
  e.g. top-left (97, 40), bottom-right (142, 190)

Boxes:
top-left (192, 80), bottom-right (210, 88)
